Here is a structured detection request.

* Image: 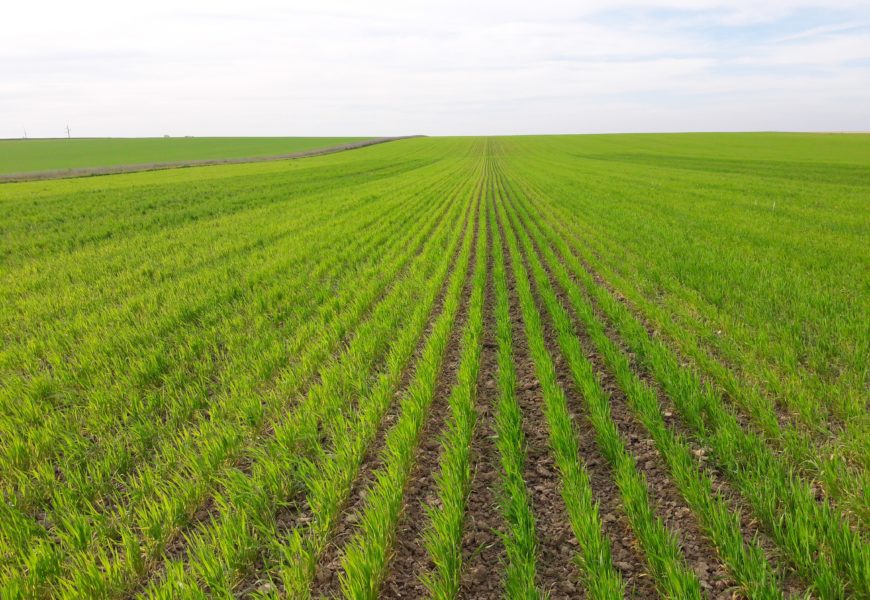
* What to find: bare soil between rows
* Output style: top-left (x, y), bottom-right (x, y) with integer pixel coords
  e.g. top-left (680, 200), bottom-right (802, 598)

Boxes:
top-left (379, 185), bottom-right (484, 599)
top-left (517, 220), bottom-right (736, 598)
top-left (310, 196), bottom-right (477, 599)
top-left (457, 233), bottom-right (505, 600)
top-left (132, 187), bottom-right (465, 599)
top-left (531, 209), bottom-right (807, 595)
top-left (495, 207), bottom-right (588, 599)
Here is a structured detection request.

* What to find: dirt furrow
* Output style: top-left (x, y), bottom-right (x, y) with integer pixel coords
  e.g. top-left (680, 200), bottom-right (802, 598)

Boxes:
top-left (457, 216), bottom-right (504, 600)
top-left (569, 243), bottom-right (800, 437)
top-left (133, 194), bottom-right (468, 599)
top-left (547, 219), bottom-right (844, 493)
top-left (498, 212), bottom-right (589, 599)
top-left (519, 226), bottom-right (736, 597)
top-left (572, 262), bottom-right (805, 594)
top-left (309, 194), bottom-right (478, 599)
top-left (531, 211), bottom-right (805, 594)
top-left (378, 185), bottom-right (483, 599)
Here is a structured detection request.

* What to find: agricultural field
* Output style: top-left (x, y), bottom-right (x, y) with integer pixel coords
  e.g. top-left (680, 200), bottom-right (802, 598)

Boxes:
top-left (0, 137), bottom-right (372, 179)
top-left (0, 133), bottom-right (867, 599)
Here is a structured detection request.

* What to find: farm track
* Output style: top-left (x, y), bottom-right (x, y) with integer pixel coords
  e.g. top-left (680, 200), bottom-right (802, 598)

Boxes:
top-left (1, 134), bottom-right (865, 599)
top-left (0, 137), bottom-right (417, 183)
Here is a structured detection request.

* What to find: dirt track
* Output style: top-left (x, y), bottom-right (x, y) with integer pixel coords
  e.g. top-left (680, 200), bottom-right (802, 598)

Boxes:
top-left (0, 136), bottom-right (418, 183)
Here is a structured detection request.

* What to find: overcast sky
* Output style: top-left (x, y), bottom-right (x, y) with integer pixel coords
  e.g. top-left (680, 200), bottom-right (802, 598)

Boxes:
top-left (3, 0), bottom-right (869, 137)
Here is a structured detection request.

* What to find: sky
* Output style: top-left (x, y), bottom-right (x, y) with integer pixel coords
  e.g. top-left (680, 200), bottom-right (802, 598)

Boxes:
top-left (2, 0), bottom-right (869, 137)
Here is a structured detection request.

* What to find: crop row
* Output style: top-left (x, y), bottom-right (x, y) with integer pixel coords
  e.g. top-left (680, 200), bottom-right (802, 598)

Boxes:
top-left (2, 136), bottom-right (864, 598)
top-left (0, 141), bottom-right (484, 597)
top-left (298, 146), bottom-right (864, 598)
top-left (491, 144), bottom-right (867, 598)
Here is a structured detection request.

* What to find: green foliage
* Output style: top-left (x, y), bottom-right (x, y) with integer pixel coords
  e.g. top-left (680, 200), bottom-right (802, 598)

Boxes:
top-left (1, 133), bottom-right (866, 599)
top-left (0, 137), bottom-right (368, 175)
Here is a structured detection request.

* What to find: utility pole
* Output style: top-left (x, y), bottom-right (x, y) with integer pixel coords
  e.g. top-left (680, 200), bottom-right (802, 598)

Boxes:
top-left (66, 124), bottom-right (71, 139)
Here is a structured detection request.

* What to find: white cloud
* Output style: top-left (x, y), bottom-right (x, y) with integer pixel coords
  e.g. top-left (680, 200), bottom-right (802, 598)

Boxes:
top-left (1, 0), bottom-right (868, 136)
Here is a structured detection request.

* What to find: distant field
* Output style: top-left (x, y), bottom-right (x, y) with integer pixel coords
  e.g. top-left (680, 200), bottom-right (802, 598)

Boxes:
top-left (0, 134), bottom-right (867, 598)
top-left (0, 136), bottom-right (370, 175)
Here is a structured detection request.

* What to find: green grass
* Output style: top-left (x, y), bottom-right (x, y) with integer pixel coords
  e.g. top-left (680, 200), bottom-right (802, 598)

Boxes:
top-left (502, 173), bottom-right (784, 598)
top-left (419, 156), bottom-right (489, 600)
top-left (488, 185), bottom-right (542, 599)
top-left (499, 180), bottom-right (704, 599)
top-left (0, 136), bottom-right (370, 175)
top-left (334, 173), bottom-right (479, 600)
top-left (0, 133), bottom-right (866, 599)
top-left (497, 133), bottom-right (870, 523)
top-left (493, 173), bottom-right (626, 599)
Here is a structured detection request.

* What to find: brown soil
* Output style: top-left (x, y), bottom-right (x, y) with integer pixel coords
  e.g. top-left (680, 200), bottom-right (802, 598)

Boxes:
top-left (456, 213), bottom-right (505, 599)
top-left (497, 211), bottom-right (591, 599)
top-left (550, 214), bottom-right (845, 461)
top-left (313, 189), bottom-right (480, 598)
top-left (518, 222), bottom-right (736, 598)
top-left (584, 250), bottom-right (845, 503)
top-left (587, 279), bottom-right (807, 595)
top-left (121, 494), bottom-right (220, 598)
top-left (377, 319), bottom-right (463, 599)
top-left (143, 180), bottom-right (469, 599)
top-left (531, 213), bottom-right (806, 595)
top-left (378, 188), bottom-right (483, 599)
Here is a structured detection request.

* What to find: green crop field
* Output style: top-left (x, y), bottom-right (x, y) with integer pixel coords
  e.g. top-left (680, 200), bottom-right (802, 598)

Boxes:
top-left (0, 134), bottom-right (867, 599)
top-left (0, 137), bottom-right (371, 176)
